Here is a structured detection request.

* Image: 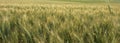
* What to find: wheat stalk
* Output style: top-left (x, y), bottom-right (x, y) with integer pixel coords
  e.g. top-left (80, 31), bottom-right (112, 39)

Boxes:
top-left (106, 0), bottom-right (114, 15)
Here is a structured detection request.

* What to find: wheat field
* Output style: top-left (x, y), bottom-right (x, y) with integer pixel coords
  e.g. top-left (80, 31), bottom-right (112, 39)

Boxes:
top-left (0, 2), bottom-right (120, 43)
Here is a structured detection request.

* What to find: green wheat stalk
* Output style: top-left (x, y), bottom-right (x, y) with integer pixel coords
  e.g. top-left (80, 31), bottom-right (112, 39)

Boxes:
top-left (106, 0), bottom-right (114, 15)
